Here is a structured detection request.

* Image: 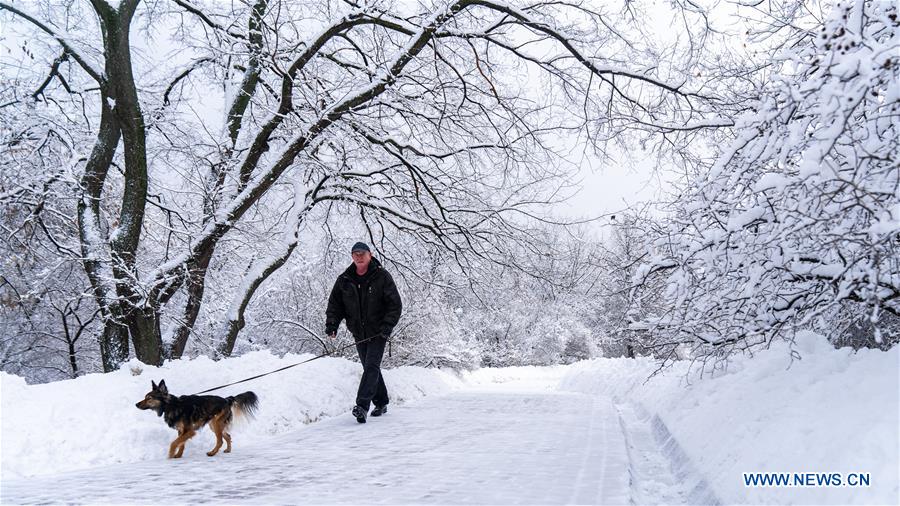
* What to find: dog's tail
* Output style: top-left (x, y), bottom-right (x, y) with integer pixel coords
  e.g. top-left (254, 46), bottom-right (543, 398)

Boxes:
top-left (228, 391), bottom-right (259, 420)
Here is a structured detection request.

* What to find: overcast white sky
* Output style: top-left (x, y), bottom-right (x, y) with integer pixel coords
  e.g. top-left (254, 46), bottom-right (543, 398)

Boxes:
top-left (553, 141), bottom-right (674, 226)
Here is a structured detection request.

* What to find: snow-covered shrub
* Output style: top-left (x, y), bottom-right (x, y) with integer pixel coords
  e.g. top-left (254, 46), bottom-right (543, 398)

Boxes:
top-left (391, 292), bottom-right (481, 370)
top-left (823, 301), bottom-right (900, 351)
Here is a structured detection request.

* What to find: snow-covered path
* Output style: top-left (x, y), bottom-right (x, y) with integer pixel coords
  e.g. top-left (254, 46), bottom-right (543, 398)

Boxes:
top-left (1, 387), bottom-right (687, 504)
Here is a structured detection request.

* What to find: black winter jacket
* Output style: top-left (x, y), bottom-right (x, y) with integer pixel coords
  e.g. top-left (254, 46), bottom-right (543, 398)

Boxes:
top-left (325, 257), bottom-right (402, 341)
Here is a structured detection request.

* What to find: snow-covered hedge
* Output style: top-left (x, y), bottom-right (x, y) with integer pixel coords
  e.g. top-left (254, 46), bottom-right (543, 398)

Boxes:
top-left (0, 351), bottom-right (462, 479)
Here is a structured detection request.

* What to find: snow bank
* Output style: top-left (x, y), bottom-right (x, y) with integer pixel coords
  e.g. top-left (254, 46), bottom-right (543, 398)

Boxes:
top-left (558, 332), bottom-right (900, 505)
top-left (0, 351), bottom-right (462, 479)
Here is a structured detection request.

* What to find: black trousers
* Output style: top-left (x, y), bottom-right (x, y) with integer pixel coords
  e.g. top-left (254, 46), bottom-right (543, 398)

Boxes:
top-left (355, 336), bottom-right (389, 410)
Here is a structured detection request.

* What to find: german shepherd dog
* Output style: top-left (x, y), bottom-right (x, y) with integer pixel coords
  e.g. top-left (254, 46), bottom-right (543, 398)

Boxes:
top-left (135, 380), bottom-right (258, 458)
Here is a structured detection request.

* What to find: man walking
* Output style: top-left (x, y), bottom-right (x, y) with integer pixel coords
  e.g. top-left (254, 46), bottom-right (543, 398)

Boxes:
top-left (325, 242), bottom-right (402, 423)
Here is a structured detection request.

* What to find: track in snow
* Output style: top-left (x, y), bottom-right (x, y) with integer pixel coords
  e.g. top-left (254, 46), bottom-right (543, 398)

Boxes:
top-left (1, 386), bottom-right (691, 504)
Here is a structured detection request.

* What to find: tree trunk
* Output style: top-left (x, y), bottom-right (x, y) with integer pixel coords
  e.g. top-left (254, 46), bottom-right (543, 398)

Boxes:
top-left (170, 250), bottom-right (213, 358)
top-left (219, 318), bottom-right (245, 358)
top-left (77, 85), bottom-right (124, 371)
top-left (99, 313), bottom-right (130, 371)
top-left (127, 306), bottom-right (163, 365)
top-left (99, 1), bottom-right (156, 364)
top-left (66, 337), bottom-right (79, 377)
top-left (60, 308), bottom-right (80, 377)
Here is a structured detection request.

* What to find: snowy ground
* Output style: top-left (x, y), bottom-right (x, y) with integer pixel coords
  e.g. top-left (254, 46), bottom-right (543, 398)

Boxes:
top-left (0, 351), bottom-right (463, 479)
top-left (558, 333), bottom-right (899, 505)
top-left (0, 388), bottom-right (640, 504)
top-left (1, 333), bottom-right (897, 505)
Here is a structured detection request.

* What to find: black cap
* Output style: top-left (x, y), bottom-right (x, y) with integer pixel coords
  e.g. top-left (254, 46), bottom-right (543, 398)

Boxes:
top-left (351, 242), bottom-right (370, 253)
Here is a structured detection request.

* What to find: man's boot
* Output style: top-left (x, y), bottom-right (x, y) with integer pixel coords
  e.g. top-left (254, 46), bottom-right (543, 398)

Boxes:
top-left (352, 405), bottom-right (367, 423)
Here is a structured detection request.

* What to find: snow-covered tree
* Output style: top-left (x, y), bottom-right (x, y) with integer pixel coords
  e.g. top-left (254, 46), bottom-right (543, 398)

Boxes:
top-left (2, 0), bottom-right (733, 371)
top-left (635, 1), bottom-right (899, 359)
top-left (586, 212), bottom-right (666, 358)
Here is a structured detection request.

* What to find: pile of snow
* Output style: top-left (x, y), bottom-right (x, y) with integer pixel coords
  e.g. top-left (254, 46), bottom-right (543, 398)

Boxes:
top-left (558, 332), bottom-right (900, 505)
top-left (0, 351), bottom-right (462, 479)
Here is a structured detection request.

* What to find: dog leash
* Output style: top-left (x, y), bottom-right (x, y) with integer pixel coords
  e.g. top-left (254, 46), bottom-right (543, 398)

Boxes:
top-left (191, 334), bottom-right (385, 395)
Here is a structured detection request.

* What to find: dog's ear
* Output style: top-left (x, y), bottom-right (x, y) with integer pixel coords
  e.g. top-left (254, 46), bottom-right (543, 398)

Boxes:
top-left (151, 380), bottom-right (157, 390)
top-left (157, 379), bottom-right (168, 394)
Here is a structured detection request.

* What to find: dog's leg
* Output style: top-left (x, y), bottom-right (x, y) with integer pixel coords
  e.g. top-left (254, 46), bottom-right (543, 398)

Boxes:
top-left (175, 429), bottom-right (196, 458)
top-left (169, 428), bottom-right (185, 458)
top-left (207, 415), bottom-right (225, 457)
top-left (223, 411), bottom-right (234, 453)
top-left (169, 428), bottom-right (196, 459)
top-left (223, 431), bottom-right (232, 453)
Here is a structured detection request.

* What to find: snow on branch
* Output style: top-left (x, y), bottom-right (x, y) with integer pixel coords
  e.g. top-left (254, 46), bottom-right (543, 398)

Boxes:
top-left (0, 2), bottom-right (105, 84)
